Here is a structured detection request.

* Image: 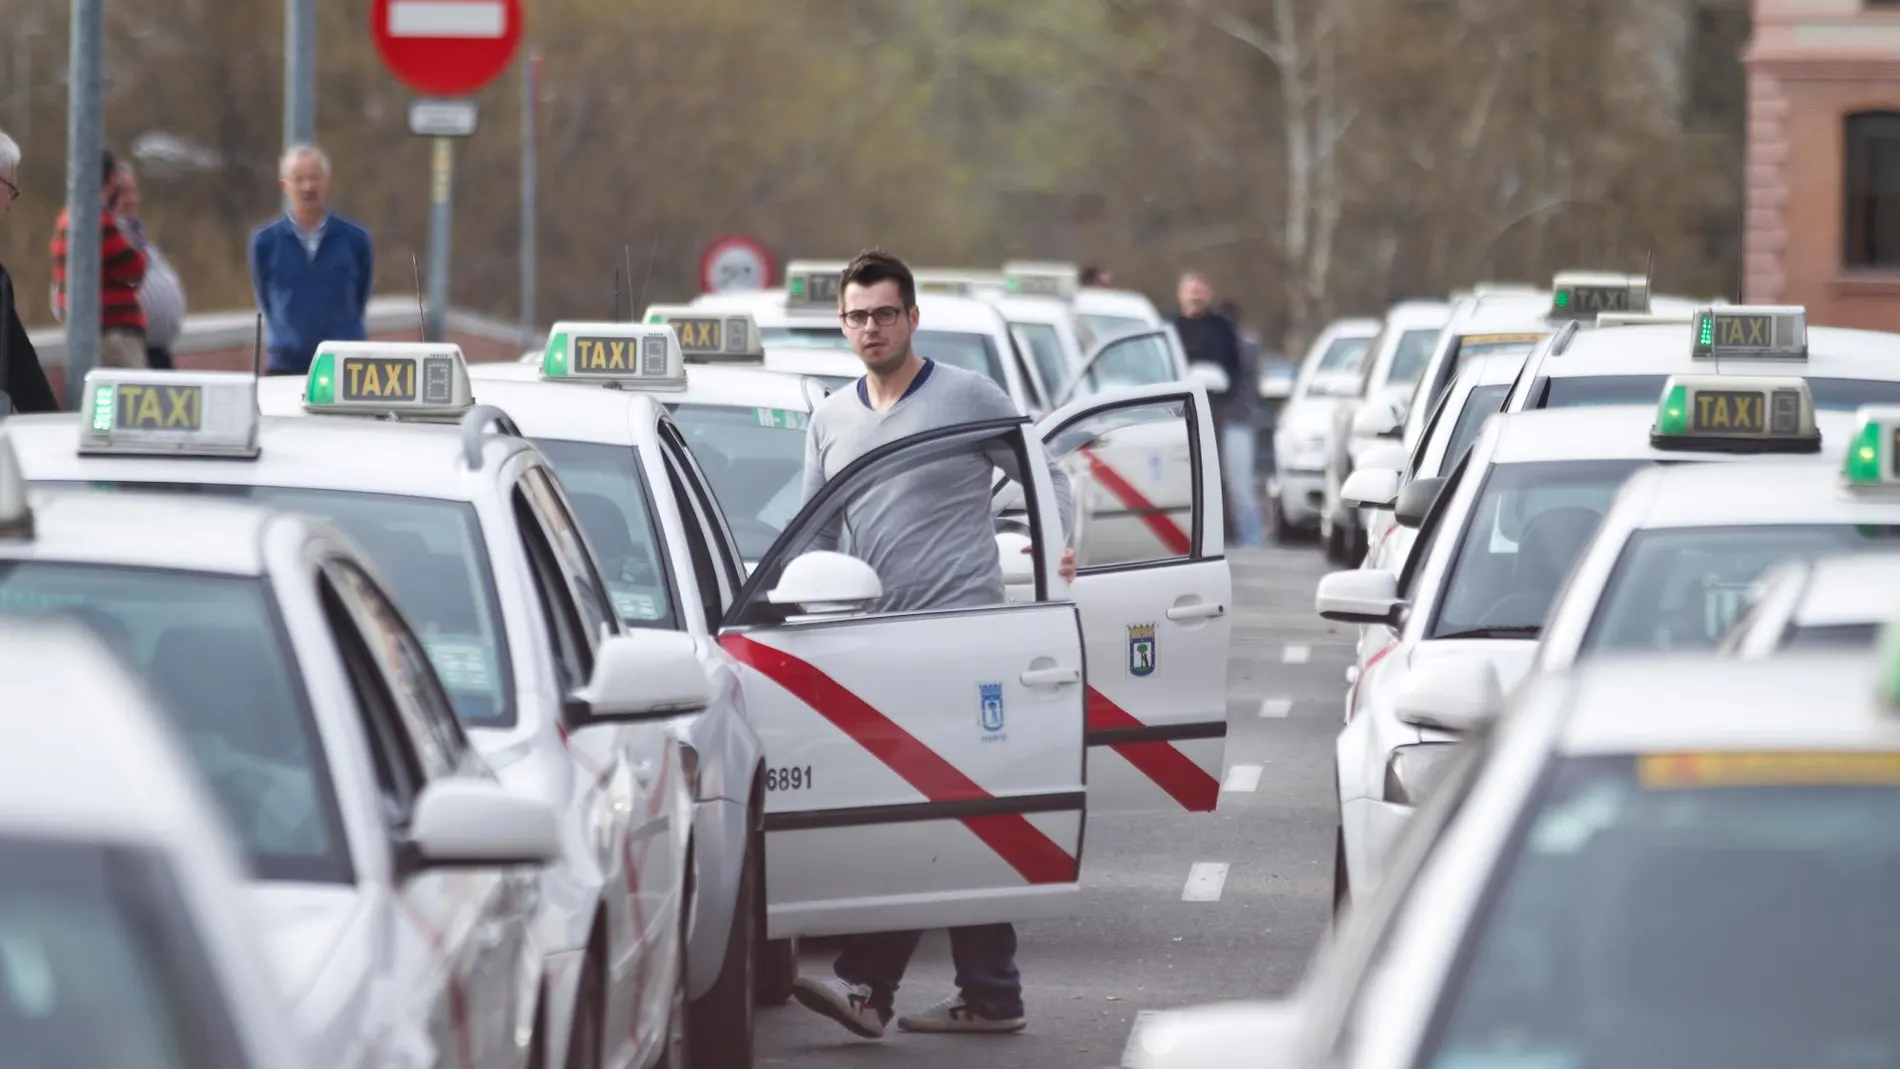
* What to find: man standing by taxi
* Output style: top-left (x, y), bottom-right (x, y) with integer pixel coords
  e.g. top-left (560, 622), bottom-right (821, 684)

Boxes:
top-left (249, 145), bottom-right (373, 376)
top-left (1172, 273), bottom-right (1262, 545)
top-left (0, 129), bottom-right (60, 413)
top-left (789, 249), bottom-right (1075, 1039)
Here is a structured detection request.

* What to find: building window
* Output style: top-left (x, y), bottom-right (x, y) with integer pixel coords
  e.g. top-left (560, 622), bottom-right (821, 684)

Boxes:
top-left (1845, 112), bottom-right (1900, 268)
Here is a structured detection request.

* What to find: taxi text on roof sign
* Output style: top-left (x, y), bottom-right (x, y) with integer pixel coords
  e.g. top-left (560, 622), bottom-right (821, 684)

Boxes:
top-left (784, 259), bottom-right (848, 310)
top-left (304, 341), bottom-right (474, 418)
top-left (1548, 270), bottom-right (1649, 320)
top-left (1002, 261), bottom-right (1080, 300)
top-left (541, 321), bottom-right (687, 391)
top-left (1638, 751), bottom-right (1900, 788)
top-left (1650, 373), bottom-right (1820, 453)
top-left (640, 305), bottom-right (763, 361)
top-left (78, 369), bottom-right (261, 458)
top-left (1691, 304), bottom-right (1808, 360)
top-left (1840, 405), bottom-right (1900, 487)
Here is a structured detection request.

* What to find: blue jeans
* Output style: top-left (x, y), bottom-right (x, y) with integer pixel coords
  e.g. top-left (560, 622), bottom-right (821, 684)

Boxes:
top-left (1220, 422), bottom-right (1265, 547)
top-left (833, 924), bottom-right (1023, 1019)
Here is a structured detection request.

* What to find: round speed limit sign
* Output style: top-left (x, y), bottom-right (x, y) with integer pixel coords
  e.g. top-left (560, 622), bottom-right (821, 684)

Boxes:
top-left (699, 235), bottom-right (774, 294)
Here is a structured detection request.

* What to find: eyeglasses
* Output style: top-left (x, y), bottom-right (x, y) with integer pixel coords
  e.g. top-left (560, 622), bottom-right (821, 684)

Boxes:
top-left (840, 305), bottom-right (905, 330)
top-left (0, 176), bottom-right (17, 203)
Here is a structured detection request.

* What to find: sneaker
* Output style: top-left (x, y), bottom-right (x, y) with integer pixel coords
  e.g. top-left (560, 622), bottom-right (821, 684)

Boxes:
top-left (790, 977), bottom-right (887, 1039)
top-left (897, 996), bottom-right (1027, 1034)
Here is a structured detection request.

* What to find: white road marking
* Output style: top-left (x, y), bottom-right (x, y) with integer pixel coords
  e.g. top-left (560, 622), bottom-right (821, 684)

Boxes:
top-left (1181, 862), bottom-right (1230, 902)
top-left (1259, 697), bottom-right (1293, 718)
top-left (1222, 764), bottom-right (1263, 792)
top-left (1282, 644), bottom-right (1310, 664)
top-left (389, 0), bottom-right (506, 37)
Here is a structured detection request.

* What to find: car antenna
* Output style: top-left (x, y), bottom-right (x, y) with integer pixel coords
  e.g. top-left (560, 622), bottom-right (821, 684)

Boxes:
top-left (633, 237), bottom-right (657, 322)
top-left (1644, 248), bottom-right (1654, 293)
top-left (252, 312), bottom-right (265, 413)
top-left (613, 266), bottom-right (624, 321)
top-left (411, 254), bottom-right (426, 341)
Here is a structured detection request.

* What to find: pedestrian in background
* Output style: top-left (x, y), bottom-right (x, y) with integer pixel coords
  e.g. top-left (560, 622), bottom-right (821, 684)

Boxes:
top-left (1217, 299), bottom-right (1267, 548)
top-left (113, 163), bottom-right (185, 370)
top-left (0, 129), bottom-right (60, 413)
top-left (1170, 273), bottom-right (1263, 547)
top-left (250, 144), bottom-right (372, 377)
top-left (1081, 264), bottom-right (1114, 287)
top-left (51, 149), bottom-right (148, 368)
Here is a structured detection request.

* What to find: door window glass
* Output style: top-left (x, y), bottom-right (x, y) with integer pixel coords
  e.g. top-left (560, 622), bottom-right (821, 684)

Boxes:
top-left (1042, 398), bottom-right (1200, 569)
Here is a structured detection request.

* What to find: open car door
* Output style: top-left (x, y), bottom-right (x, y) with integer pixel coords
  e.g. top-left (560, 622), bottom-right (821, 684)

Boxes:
top-left (1036, 379), bottom-right (1232, 813)
top-left (718, 417), bottom-right (1086, 939)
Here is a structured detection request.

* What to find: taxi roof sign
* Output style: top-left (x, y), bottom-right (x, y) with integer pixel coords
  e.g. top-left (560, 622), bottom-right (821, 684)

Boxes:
top-left (641, 305), bottom-right (763, 361)
top-left (1549, 271), bottom-right (1650, 320)
top-left (1840, 405), bottom-right (1900, 487)
top-left (1001, 261), bottom-right (1080, 300)
top-left (1691, 305), bottom-right (1807, 360)
top-left (1650, 373), bottom-right (1819, 453)
top-left (79, 369), bottom-right (261, 458)
top-left (303, 341), bottom-right (474, 419)
top-left (784, 260), bottom-right (848, 310)
top-left (541, 321), bottom-right (686, 390)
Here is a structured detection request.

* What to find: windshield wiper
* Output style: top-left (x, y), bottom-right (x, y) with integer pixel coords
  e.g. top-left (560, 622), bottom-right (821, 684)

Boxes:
top-left (1433, 625), bottom-right (1542, 640)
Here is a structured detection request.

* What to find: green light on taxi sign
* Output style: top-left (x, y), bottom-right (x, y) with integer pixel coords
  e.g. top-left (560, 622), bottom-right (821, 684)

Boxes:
top-left (1554, 290), bottom-right (1571, 309)
top-left (89, 383), bottom-right (114, 432)
top-left (542, 333), bottom-right (571, 378)
top-left (647, 312), bottom-right (663, 324)
top-left (789, 277), bottom-right (807, 298)
top-left (306, 351), bottom-right (336, 406)
top-left (1846, 420), bottom-right (1884, 485)
top-left (1655, 383), bottom-right (1689, 437)
top-left (1699, 314), bottom-right (1715, 347)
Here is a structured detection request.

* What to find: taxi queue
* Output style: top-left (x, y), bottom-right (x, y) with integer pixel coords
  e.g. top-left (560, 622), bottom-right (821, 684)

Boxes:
top-left (0, 261), bottom-right (1244, 1069)
top-left (1130, 274), bottom-right (1900, 1069)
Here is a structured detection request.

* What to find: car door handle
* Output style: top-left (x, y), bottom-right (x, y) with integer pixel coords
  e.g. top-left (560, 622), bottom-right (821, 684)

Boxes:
top-left (1166, 602), bottom-right (1227, 621)
top-left (1019, 666), bottom-right (1081, 687)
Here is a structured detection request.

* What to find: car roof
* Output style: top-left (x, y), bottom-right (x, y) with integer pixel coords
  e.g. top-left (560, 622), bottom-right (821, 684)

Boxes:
top-left (1553, 653), bottom-right (1900, 753)
top-left (1382, 301), bottom-right (1454, 326)
top-left (1612, 460), bottom-right (1900, 529)
top-left (1791, 553), bottom-right (1900, 626)
top-left (460, 377), bottom-right (668, 446)
top-left (1445, 292), bottom-right (1553, 330)
top-left (1483, 405), bottom-right (1858, 465)
top-left (467, 357), bottom-right (817, 409)
top-left (1323, 317), bottom-right (1382, 338)
top-left (1464, 350), bottom-right (1532, 387)
top-left (916, 292), bottom-right (1010, 333)
top-left (984, 294), bottom-right (1072, 324)
top-left (1075, 288), bottom-right (1161, 319)
top-left (5, 411), bottom-right (522, 502)
top-left (1, 488), bottom-right (276, 574)
top-left (1541, 323), bottom-right (1900, 381)
top-left (0, 619), bottom-right (230, 843)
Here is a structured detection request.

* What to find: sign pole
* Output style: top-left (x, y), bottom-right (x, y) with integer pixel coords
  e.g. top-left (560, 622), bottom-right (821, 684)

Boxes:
top-left (425, 135), bottom-right (453, 342)
top-left (520, 51), bottom-right (538, 342)
top-left (63, 0), bottom-right (103, 410)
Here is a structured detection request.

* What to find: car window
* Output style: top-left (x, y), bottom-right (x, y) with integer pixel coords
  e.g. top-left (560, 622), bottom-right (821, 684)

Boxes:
top-left (1077, 333), bottom-right (1176, 399)
top-left (1582, 524), bottom-right (1900, 655)
top-left (667, 403), bottom-right (808, 563)
top-left (1421, 752), bottom-right (1900, 1069)
top-left (1430, 459), bottom-right (1648, 639)
top-left (522, 467), bottom-right (620, 648)
top-left (525, 440), bottom-right (675, 630)
top-left (1781, 621), bottom-right (1881, 649)
top-left (324, 557), bottom-right (473, 775)
top-left (512, 483), bottom-right (596, 690)
top-left (1078, 313), bottom-right (1148, 342)
top-left (1440, 384), bottom-right (1512, 472)
top-left (913, 330), bottom-right (1008, 393)
top-left (661, 421), bottom-right (747, 592)
top-left (0, 563), bottom-right (348, 883)
top-left (1042, 397), bottom-right (1200, 569)
top-left (317, 569), bottom-right (427, 824)
top-left (1316, 335), bottom-right (1372, 375)
top-left (658, 440), bottom-right (729, 629)
top-left (1386, 327), bottom-right (1444, 389)
top-left (1012, 322), bottom-right (1070, 404)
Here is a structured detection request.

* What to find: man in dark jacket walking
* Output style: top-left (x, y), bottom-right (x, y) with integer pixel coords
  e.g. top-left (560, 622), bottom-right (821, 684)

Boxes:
top-left (249, 144), bottom-right (373, 376)
top-left (0, 129), bottom-right (62, 414)
top-left (1170, 273), bottom-right (1259, 544)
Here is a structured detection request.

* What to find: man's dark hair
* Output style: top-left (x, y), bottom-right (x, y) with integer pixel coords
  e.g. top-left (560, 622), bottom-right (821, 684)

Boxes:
top-left (1081, 265), bottom-right (1105, 286)
top-left (839, 249), bottom-right (916, 310)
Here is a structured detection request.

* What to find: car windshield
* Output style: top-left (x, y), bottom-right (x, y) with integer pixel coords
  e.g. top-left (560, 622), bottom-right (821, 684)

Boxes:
top-left (1077, 332), bottom-right (1176, 399)
top-left (1386, 327), bottom-right (1444, 388)
top-left (1439, 384), bottom-right (1512, 471)
top-left (667, 403), bottom-right (810, 561)
top-left (1782, 621), bottom-right (1881, 649)
top-left (527, 439), bottom-right (677, 628)
top-left (758, 325), bottom-right (852, 351)
top-left (1425, 753), bottom-right (1900, 1069)
top-left (0, 838), bottom-right (236, 1069)
top-left (61, 482), bottom-right (514, 728)
top-left (1430, 460), bottom-right (1647, 639)
top-left (1582, 524), bottom-right (1900, 654)
top-left (1012, 322), bottom-right (1069, 401)
top-left (0, 565), bottom-right (348, 883)
top-left (1316, 335), bottom-right (1372, 375)
top-left (1452, 335), bottom-right (1543, 368)
top-left (1078, 313), bottom-right (1148, 342)
top-left (914, 330), bottom-right (1007, 391)
top-left (1544, 374), bottom-right (1900, 411)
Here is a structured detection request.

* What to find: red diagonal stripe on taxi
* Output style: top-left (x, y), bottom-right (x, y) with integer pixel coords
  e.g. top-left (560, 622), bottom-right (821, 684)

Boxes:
top-left (1085, 687), bottom-right (1219, 812)
top-left (1079, 446), bottom-right (1192, 556)
top-left (720, 633), bottom-right (1076, 884)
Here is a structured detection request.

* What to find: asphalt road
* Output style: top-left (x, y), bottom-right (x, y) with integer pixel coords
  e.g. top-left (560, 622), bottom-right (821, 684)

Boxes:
top-left (756, 545), bottom-right (1348, 1069)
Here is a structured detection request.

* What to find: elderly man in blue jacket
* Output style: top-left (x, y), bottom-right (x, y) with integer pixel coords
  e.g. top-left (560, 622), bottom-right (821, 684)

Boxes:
top-left (249, 145), bottom-right (373, 376)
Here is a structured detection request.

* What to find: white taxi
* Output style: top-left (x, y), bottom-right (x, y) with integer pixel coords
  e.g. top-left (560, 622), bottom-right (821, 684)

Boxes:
top-left (1537, 406), bottom-right (1900, 671)
top-left (1074, 283), bottom-right (1167, 345)
top-left (8, 360), bottom-right (697, 1069)
top-left (0, 615), bottom-right (309, 1069)
top-left (1316, 381), bottom-right (1851, 911)
top-left (0, 422), bottom-right (565, 1069)
top-left (1126, 648), bottom-right (1900, 1069)
top-left (1718, 551), bottom-right (1900, 657)
top-left (1267, 317), bottom-right (1380, 542)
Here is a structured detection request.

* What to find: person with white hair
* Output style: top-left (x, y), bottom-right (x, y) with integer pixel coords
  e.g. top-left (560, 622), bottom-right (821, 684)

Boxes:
top-left (0, 130), bottom-right (62, 413)
top-left (247, 143), bottom-right (373, 376)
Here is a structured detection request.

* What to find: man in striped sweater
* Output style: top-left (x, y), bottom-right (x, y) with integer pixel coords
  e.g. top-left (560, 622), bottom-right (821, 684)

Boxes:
top-left (113, 163), bottom-right (185, 370)
top-left (50, 150), bottom-right (148, 368)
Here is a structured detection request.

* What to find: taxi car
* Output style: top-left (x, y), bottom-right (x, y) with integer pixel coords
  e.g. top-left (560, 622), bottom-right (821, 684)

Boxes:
top-left (1536, 406), bottom-right (1900, 672)
top-left (1718, 551), bottom-right (1900, 657)
top-left (1074, 283), bottom-right (1167, 344)
top-left (1267, 317), bottom-right (1380, 542)
top-left (1320, 300), bottom-right (1451, 563)
top-left (0, 425), bottom-right (568, 1069)
top-left (6, 361), bottom-right (698, 1069)
top-left (1125, 648), bottom-right (1900, 1069)
top-left (1316, 381), bottom-right (1852, 911)
top-left (0, 615), bottom-right (309, 1069)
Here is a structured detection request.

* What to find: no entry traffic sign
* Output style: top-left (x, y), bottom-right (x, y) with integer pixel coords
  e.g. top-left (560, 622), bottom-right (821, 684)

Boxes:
top-left (372, 0), bottom-right (523, 97)
top-left (700, 235), bottom-right (775, 294)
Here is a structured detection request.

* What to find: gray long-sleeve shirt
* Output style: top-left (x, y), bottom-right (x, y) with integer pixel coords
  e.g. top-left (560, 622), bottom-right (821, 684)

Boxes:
top-left (800, 360), bottom-right (1073, 613)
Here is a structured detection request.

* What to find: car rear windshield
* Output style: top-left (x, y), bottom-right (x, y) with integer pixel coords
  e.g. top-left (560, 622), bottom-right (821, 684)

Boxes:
top-left (0, 565), bottom-right (349, 883)
top-left (1543, 374), bottom-right (1900, 411)
top-left (1425, 752), bottom-right (1900, 1069)
top-left (668, 404), bottom-right (809, 562)
top-left (527, 439), bottom-right (679, 628)
top-left (758, 325), bottom-right (852, 351)
top-left (913, 330), bottom-right (1007, 391)
top-left (1316, 335), bottom-right (1372, 375)
top-left (1386, 327), bottom-right (1444, 388)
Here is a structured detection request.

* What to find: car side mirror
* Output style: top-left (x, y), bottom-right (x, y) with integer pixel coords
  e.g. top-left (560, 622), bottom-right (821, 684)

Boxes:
top-left (1315, 568), bottom-right (1402, 626)
top-left (1188, 362), bottom-right (1231, 394)
top-left (402, 780), bottom-right (561, 876)
top-left (1394, 657), bottom-right (1503, 732)
top-left (1123, 999), bottom-right (1307, 1069)
top-left (1340, 468), bottom-right (1401, 511)
top-left (565, 630), bottom-right (710, 728)
top-left (767, 550), bottom-right (882, 615)
top-left (1351, 398), bottom-right (1402, 439)
top-left (1394, 477), bottom-right (1446, 529)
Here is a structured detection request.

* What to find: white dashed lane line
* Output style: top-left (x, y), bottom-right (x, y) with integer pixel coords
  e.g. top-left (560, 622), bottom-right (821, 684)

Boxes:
top-left (1222, 764), bottom-right (1263, 793)
top-left (1281, 645), bottom-right (1311, 664)
top-left (1259, 697), bottom-right (1293, 718)
top-left (1182, 862), bottom-right (1230, 902)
